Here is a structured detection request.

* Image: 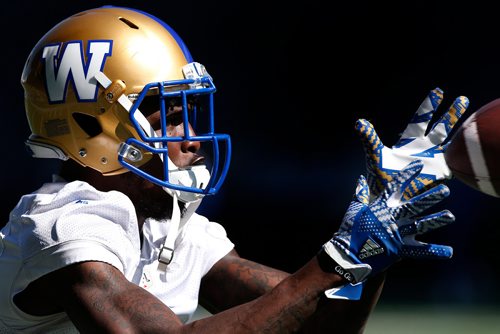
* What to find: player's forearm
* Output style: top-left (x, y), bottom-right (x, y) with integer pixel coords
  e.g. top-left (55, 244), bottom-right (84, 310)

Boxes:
top-left (200, 251), bottom-right (290, 313)
top-left (300, 272), bottom-right (386, 334)
top-left (190, 255), bottom-right (345, 333)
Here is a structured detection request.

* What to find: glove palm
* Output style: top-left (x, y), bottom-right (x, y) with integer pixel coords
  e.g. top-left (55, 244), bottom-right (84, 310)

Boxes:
top-left (355, 88), bottom-right (468, 199)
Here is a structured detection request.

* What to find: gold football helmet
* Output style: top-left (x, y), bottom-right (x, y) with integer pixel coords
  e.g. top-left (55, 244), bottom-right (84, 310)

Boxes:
top-left (21, 6), bottom-right (231, 201)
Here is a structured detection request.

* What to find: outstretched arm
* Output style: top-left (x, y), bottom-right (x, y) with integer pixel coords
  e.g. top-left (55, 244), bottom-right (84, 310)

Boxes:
top-left (200, 249), bottom-right (289, 312)
top-left (300, 272), bottom-right (386, 334)
top-left (201, 249), bottom-right (386, 334)
top-left (200, 160), bottom-right (450, 333)
top-left (24, 256), bottom-right (347, 333)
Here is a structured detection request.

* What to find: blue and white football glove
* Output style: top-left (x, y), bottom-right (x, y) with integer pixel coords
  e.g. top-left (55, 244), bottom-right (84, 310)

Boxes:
top-left (355, 88), bottom-right (468, 200)
top-left (322, 159), bottom-right (454, 287)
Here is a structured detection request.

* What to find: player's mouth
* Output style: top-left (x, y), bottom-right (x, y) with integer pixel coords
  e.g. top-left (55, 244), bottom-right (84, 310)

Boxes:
top-left (191, 156), bottom-right (205, 166)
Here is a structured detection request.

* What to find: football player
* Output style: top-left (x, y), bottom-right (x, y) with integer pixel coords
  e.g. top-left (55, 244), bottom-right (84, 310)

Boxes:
top-left (0, 6), bottom-right (461, 333)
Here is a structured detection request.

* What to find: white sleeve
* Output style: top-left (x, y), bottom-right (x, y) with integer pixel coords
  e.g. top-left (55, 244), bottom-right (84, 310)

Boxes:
top-left (19, 213), bottom-right (139, 285)
top-left (17, 183), bottom-right (141, 285)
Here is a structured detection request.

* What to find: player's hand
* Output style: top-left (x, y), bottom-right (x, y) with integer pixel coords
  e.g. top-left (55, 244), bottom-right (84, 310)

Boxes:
top-left (355, 87), bottom-right (468, 199)
top-left (322, 159), bottom-right (453, 284)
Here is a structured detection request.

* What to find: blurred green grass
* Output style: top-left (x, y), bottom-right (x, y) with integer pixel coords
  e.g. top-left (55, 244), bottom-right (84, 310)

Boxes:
top-left (192, 304), bottom-right (500, 333)
top-left (365, 304), bottom-right (500, 334)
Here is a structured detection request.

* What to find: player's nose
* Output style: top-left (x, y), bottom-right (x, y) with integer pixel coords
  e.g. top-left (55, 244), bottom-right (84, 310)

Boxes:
top-left (180, 139), bottom-right (200, 154)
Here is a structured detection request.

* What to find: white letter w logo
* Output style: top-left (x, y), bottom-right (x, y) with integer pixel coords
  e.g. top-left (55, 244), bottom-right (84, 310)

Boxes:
top-left (42, 40), bottom-right (112, 103)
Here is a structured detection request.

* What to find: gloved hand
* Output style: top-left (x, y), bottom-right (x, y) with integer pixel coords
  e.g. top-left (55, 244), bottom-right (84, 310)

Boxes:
top-left (322, 159), bottom-right (454, 285)
top-left (355, 87), bottom-right (468, 200)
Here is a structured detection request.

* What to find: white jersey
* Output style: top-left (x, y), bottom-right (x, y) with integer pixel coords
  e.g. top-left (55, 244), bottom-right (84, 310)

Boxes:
top-left (0, 180), bottom-right (234, 333)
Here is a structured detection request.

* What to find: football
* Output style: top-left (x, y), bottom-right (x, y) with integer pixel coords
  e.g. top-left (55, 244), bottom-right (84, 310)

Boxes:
top-left (445, 98), bottom-right (500, 198)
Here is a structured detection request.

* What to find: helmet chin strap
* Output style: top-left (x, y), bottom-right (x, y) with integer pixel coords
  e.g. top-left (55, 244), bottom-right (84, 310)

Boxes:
top-left (157, 193), bottom-right (204, 271)
top-left (94, 70), bottom-right (209, 270)
top-left (157, 165), bottom-right (208, 271)
top-left (164, 164), bottom-right (210, 202)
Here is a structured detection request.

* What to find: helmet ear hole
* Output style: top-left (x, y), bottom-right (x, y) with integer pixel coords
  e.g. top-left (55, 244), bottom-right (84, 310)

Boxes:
top-left (72, 113), bottom-right (102, 137)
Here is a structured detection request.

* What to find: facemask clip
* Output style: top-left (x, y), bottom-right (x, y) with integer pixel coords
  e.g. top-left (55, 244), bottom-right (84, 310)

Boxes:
top-left (118, 142), bottom-right (143, 162)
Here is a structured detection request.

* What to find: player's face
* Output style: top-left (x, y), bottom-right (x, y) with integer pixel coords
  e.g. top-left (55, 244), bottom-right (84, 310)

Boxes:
top-left (122, 97), bottom-right (208, 222)
top-left (149, 108), bottom-right (204, 168)
top-left (129, 105), bottom-right (201, 220)
top-left (141, 96), bottom-right (205, 169)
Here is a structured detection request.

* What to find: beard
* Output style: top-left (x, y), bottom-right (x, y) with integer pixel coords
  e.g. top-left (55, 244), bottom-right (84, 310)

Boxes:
top-left (121, 169), bottom-right (176, 221)
top-left (135, 186), bottom-right (176, 221)
top-left (124, 156), bottom-right (189, 222)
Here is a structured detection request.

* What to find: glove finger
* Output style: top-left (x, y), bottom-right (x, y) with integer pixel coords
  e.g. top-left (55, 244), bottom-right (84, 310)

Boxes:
top-left (401, 183), bottom-right (451, 217)
top-left (355, 175), bottom-right (369, 205)
top-left (341, 175), bottom-right (370, 232)
top-left (355, 119), bottom-right (391, 197)
top-left (401, 243), bottom-right (453, 260)
top-left (355, 119), bottom-right (384, 160)
top-left (385, 159), bottom-right (424, 199)
top-left (428, 95), bottom-right (469, 146)
top-left (396, 87), bottom-right (444, 143)
top-left (399, 209), bottom-right (455, 236)
top-left (402, 174), bottom-right (440, 201)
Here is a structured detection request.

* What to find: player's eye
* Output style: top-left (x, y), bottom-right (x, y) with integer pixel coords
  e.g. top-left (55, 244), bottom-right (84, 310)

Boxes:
top-left (166, 112), bottom-right (183, 127)
top-left (137, 95), bottom-right (159, 117)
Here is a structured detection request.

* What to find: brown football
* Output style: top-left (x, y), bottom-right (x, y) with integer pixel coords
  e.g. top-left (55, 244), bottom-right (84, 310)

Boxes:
top-left (445, 98), bottom-right (500, 197)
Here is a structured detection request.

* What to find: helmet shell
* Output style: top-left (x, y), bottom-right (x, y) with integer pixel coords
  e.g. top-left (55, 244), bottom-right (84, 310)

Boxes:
top-left (22, 6), bottom-right (192, 175)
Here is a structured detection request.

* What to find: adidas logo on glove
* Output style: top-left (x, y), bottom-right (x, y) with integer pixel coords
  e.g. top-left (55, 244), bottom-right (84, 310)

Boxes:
top-left (358, 237), bottom-right (384, 259)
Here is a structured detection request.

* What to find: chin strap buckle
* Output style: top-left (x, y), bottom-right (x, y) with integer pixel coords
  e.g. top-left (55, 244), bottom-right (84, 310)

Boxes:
top-left (157, 193), bottom-right (181, 272)
top-left (157, 245), bottom-right (174, 273)
top-left (158, 245), bottom-right (174, 265)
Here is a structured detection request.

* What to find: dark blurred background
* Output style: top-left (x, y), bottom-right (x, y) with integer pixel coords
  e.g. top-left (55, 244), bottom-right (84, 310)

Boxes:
top-left (2, 0), bottom-right (500, 311)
